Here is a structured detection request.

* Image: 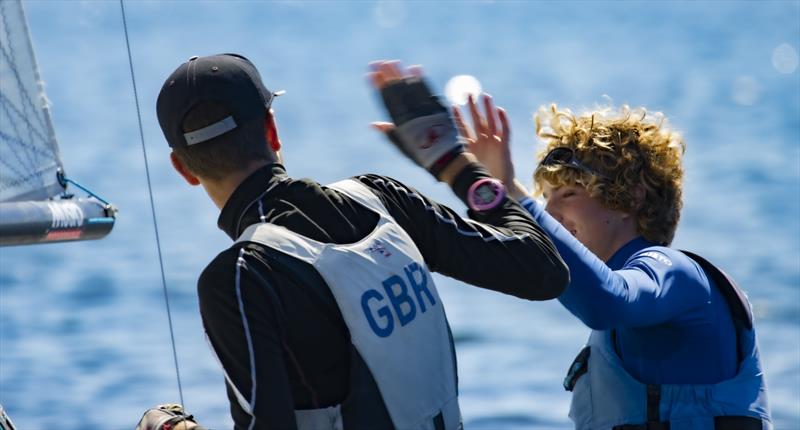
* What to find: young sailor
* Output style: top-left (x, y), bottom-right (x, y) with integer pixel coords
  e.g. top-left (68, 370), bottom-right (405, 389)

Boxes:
top-left (454, 95), bottom-right (771, 430)
top-left (147, 55), bottom-right (568, 429)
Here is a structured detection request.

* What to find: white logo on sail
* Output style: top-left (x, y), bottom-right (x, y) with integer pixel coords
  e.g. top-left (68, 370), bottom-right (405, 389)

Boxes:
top-left (48, 202), bottom-right (84, 229)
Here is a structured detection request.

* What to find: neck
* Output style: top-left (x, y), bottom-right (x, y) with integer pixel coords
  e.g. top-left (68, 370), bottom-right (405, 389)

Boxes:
top-left (202, 160), bottom-right (271, 210)
top-left (600, 217), bottom-right (641, 262)
top-left (604, 233), bottom-right (640, 262)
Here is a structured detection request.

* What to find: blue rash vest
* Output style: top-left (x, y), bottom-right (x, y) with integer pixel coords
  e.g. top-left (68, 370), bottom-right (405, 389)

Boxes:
top-left (519, 198), bottom-right (738, 384)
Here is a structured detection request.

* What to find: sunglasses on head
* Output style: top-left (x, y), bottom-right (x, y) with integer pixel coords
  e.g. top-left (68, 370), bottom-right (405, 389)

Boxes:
top-left (540, 147), bottom-right (608, 180)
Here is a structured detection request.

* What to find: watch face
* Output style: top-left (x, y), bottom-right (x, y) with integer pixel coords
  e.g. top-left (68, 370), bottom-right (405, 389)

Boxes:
top-left (468, 178), bottom-right (506, 212)
top-left (475, 184), bottom-right (497, 204)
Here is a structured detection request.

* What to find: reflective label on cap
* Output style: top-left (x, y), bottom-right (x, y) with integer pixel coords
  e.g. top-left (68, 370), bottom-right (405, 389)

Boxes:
top-left (183, 116), bottom-right (237, 145)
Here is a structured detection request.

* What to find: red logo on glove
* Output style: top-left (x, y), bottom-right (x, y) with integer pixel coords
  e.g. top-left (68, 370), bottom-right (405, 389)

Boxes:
top-left (421, 124), bottom-right (448, 149)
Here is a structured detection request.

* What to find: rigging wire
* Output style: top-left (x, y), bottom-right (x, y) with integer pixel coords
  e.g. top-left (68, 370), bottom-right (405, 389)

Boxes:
top-left (119, 0), bottom-right (186, 409)
top-left (56, 169), bottom-right (114, 208)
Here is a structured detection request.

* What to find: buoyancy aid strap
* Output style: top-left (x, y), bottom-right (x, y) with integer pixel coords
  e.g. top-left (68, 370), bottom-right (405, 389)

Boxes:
top-left (680, 250), bottom-right (753, 330)
top-left (328, 179), bottom-right (391, 220)
top-left (713, 415), bottom-right (764, 430)
top-left (647, 385), bottom-right (662, 424)
top-left (614, 416), bottom-right (764, 430)
top-left (612, 385), bottom-right (671, 430)
top-left (615, 386), bottom-right (762, 430)
top-left (613, 423), bottom-right (669, 430)
top-left (680, 250), bottom-right (753, 364)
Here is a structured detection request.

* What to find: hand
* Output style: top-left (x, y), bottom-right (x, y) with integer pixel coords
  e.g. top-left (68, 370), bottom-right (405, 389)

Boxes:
top-left (452, 94), bottom-right (530, 200)
top-left (368, 60), bottom-right (465, 178)
top-left (135, 404), bottom-right (203, 430)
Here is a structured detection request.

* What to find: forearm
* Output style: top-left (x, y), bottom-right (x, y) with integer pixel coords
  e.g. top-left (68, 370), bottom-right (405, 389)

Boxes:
top-left (441, 204), bottom-right (569, 300)
top-left (360, 173), bottom-right (567, 300)
top-left (436, 152), bottom-right (477, 186)
top-left (507, 178), bottom-right (530, 201)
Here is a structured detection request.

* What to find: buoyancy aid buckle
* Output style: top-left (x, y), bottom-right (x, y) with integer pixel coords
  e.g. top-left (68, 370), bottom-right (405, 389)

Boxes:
top-left (564, 346), bottom-right (591, 391)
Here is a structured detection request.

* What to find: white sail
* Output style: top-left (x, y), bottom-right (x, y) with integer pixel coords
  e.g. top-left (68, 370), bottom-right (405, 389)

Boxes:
top-left (0, 0), bottom-right (64, 203)
top-left (0, 0), bottom-right (114, 246)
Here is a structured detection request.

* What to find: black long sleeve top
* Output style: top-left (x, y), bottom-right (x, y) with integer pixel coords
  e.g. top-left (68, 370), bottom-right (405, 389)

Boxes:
top-left (198, 163), bottom-right (568, 429)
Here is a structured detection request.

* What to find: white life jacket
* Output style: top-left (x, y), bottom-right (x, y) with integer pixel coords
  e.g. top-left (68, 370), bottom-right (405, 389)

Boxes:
top-left (564, 251), bottom-right (771, 430)
top-left (236, 179), bottom-right (461, 430)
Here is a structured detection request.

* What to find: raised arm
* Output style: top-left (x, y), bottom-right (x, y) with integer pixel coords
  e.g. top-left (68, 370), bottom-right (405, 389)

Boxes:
top-left (460, 94), bottom-right (709, 329)
top-left (521, 198), bottom-right (709, 329)
top-left (367, 60), bottom-right (568, 300)
top-left (451, 93), bottom-right (531, 201)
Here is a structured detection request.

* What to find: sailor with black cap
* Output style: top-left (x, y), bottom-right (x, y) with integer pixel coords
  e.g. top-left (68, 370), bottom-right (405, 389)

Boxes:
top-left (140, 54), bottom-right (568, 430)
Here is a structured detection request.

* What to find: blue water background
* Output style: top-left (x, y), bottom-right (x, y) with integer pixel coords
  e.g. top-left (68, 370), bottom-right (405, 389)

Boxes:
top-left (1, 1), bottom-right (798, 428)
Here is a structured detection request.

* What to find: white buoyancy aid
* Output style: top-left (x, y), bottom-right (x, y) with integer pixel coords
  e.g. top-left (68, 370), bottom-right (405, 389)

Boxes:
top-left (564, 251), bottom-right (771, 430)
top-left (236, 179), bottom-right (461, 430)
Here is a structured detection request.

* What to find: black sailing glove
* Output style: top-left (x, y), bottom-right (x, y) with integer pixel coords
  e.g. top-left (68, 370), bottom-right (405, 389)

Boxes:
top-left (380, 76), bottom-right (466, 177)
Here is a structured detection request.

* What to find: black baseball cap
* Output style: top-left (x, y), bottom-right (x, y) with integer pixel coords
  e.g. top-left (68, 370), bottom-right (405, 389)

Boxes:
top-left (156, 53), bottom-right (283, 148)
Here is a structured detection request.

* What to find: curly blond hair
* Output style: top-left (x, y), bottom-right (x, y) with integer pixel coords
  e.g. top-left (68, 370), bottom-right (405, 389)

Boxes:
top-left (532, 104), bottom-right (685, 245)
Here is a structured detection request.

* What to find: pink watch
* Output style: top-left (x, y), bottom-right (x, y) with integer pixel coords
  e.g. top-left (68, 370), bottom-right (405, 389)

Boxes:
top-left (467, 178), bottom-right (506, 212)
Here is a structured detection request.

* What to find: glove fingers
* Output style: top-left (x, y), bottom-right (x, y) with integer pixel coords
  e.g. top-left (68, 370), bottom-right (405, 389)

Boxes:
top-left (381, 79), bottom-right (446, 126)
top-left (380, 80), bottom-right (412, 125)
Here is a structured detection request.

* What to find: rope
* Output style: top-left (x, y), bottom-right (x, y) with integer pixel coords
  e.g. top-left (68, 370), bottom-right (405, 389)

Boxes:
top-left (119, 0), bottom-right (186, 409)
top-left (57, 170), bottom-right (113, 207)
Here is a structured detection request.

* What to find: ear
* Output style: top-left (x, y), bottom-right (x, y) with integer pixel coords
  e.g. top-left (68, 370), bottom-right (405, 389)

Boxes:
top-left (265, 110), bottom-right (281, 152)
top-left (170, 152), bottom-right (201, 186)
